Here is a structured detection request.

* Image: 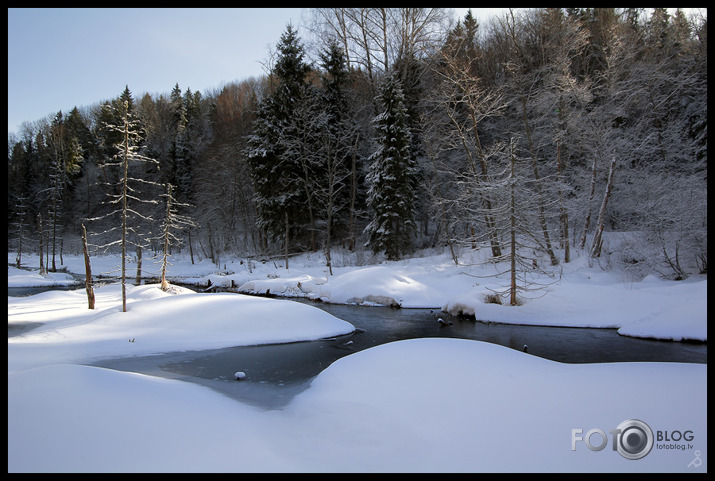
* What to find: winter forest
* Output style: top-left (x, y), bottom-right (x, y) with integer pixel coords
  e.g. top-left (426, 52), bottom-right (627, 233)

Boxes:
top-left (7, 8), bottom-right (708, 285)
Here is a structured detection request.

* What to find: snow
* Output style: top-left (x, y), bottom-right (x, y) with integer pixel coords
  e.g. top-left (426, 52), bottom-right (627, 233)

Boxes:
top-left (7, 282), bottom-right (354, 372)
top-left (34, 245), bottom-right (702, 342)
top-left (7, 265), bottom-right (80, 288)
top-left (7, 249), bottom-right (707, 472)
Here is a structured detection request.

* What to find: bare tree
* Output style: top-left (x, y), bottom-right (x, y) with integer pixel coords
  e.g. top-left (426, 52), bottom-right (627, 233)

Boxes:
top-left (158, 183), bottom-right (197, 290)
top-left (307, 8), bottom-right (451, 85)
top-left (11, 194), bottom-right (29, 268)
top-left (429, 34), bottom-right (509, 258)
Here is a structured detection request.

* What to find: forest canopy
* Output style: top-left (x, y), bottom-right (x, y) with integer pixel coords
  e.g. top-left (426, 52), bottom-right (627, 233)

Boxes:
top-left (8, 8), bottom-right (707, 280)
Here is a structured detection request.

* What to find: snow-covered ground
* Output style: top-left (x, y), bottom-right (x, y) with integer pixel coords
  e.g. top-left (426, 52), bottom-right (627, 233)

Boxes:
top-left (7, 248), bottom-right (707, 472)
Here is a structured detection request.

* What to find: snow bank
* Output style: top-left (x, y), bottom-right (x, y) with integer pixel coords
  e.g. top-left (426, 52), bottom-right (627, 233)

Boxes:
top-left (8, 339), bottom-right (707, 472)
top-left (443, 271), bottom-right (707, 341)
top-left (8, 248), bottom-right (708, 342)
top-left (8, 283), bottom-right (354, 371)
top-left (308, 266), bottom-right (433, 306)
top-left (8, 363), bottom-right (290, 472)
top-left (7, 265), bottom-right (81, 287)
top-left (287, 338), bottom-right (707, 472)
top-left (238, 273), bottom-right (318, 297)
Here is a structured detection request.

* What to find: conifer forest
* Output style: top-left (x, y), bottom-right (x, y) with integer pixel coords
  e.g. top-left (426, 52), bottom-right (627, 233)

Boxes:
top-left (7, 8), bottom-right (707, 280)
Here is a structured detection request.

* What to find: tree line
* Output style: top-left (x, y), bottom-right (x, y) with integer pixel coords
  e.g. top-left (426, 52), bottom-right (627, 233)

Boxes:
top-left (8, 8), bottom-right (707, 282)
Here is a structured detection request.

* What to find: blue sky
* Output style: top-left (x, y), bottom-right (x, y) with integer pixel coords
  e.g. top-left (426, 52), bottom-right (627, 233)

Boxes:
top-left (8, 8), bottom-right (305, 135)
top-left (7, 8), bottom-right (509, 136)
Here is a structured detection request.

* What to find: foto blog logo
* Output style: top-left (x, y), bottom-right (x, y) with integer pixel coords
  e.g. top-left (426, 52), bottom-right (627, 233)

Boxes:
top-left (572, 419), bottom-right (654, 460)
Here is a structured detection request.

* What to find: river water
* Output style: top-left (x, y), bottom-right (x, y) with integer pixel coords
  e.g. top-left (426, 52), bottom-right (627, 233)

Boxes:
top-left (9, 284), bottom-right (707, 410)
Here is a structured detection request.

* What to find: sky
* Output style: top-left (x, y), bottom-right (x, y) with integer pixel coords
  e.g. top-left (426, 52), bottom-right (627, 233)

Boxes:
top-left (7, 8), bottom-right (306, 136)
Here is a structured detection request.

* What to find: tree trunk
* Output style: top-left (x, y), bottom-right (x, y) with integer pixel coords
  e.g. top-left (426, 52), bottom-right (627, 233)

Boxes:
top-left (469, 110), bottom-right (502, 258)
top-left (509, 141), bottom-right (517, 306)
top-left (81, 224), bottom-right (95, 309)
top-left (284, 211), bottom-right (290, 270)
top-left (348, 134), bottom-right (359, 251)
top-left (135, 245), bottom-right (143, 286)
top-left (590, 156), bottom-right (616, 258)
top-left (160, 186), bottom-right (171, 291)
top-left (16, 230), bottom-right (22, 269)
top-left (37, 214), bottom-right (45, 275)
top-left (50, 188), bottom-right (58, 272)
top-left (557, 142), bottom-right (570, 263)
top-left (188, 227), bottom-right (194, 264)
top-left (45, 231), bottom-right (49, 272)
top-left (579, 156), bottom-right (598, 249)
top-left (121, 115), bottom-right (129, 313)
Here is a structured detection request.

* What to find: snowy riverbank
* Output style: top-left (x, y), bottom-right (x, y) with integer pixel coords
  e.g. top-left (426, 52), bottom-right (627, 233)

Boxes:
top-left (8, 249), bottom-right (707, 472)
top-left (8, 246), bottom-right (708, 342)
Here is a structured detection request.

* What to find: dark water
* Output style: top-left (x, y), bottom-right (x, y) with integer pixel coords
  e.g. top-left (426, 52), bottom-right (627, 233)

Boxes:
top-left (292, 299), bottom-right (708, 364)
top-left (8, 285), bottom-right (81, 297)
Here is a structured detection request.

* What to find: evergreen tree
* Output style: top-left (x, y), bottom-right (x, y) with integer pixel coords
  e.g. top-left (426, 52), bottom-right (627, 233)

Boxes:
top-left (365, 71), bottom-right (417, 260)
top-left (246, 24), bottom-right (313, 258)
top-left (168, 83), bottom-right (192, 203)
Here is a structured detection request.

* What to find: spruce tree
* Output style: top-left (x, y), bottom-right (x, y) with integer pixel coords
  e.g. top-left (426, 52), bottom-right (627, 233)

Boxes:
top-left (246, 24), bottom-right (312, 257)
top-left (365, 71), bottom-right (417, 260)
top-left (168, 83), bottom-right (192, 204)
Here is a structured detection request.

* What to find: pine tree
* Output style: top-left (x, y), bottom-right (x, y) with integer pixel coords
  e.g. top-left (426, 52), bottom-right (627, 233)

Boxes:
top-left (365, 71), bottom-right (417, 260)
